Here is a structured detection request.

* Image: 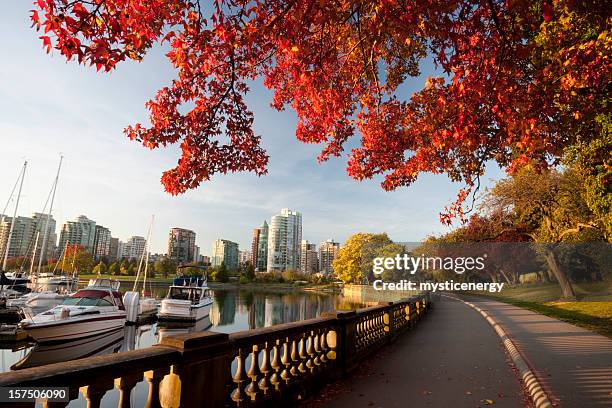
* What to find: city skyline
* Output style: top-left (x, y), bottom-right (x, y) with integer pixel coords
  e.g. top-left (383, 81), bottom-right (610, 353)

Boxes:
top-left (0, 3), bottom-right (506, 256)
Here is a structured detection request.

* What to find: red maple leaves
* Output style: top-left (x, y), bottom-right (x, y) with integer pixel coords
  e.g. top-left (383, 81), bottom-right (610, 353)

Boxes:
top-left (31, 0), bottom-right (610, 223)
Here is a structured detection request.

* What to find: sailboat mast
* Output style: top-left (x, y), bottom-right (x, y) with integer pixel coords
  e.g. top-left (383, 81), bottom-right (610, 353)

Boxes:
top-left (29, 231), bottom-right (40, 277)
top-left (37, 155), bottom-right (62, 275)
top-left (142, 216), bottom-right (154, 295)
top-left (2, 161), bottom-right (27, 272)
top-left (133, 215), bottom-right (154, 292)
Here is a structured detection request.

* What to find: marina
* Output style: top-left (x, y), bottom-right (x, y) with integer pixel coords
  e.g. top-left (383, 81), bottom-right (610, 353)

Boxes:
top-left (0, 286), bottom-right (368, 376)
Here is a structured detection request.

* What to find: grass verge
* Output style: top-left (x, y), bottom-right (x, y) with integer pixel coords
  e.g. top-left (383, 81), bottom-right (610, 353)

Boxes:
top-left (474, 294), bottom-right (612, 338)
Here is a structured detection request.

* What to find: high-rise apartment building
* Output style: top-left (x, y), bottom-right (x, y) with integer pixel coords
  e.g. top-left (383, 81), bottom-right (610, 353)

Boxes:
top-left (0, 213), bottom-right (57, 263)
top-left (32, 212), bottom-right (57, 262)
top-left (300, 240), bottom-right (318, 275)
top-left (167, 228), bottom-right (196, 265)
top-left (109, 237), bottom-right (119, 261)
top-left (251, 221), bottom-right (268, 272)
top-left (93, 225), bottom-right (112, 260)
top-left (319, 239), bottom-right (340, 275)
top-left (58, 215), bottom-right (97, 254)
top-left (126, 236), bottom-right (147, 261)
top-left (193, 245), bottom-right (201, 263)
top-left (211, 239), bottom-right (239, 272)
top-left (267, 209), bottom-right (302, 272)
top-left (0, 216), bottom-right (36, 260)
top-left (239, 250), bottom-right (251, 267)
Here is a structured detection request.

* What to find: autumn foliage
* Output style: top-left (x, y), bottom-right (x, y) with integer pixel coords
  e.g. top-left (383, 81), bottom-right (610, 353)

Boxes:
top-left (31, 0), bottom-right (610, 222)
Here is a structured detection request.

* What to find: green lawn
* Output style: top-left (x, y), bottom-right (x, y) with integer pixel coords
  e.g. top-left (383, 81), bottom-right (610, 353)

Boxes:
top-left (78, 274), bottom-right (173, 283)
top-left (482, 281), bottom-right (612, 302)
top-left (472, 281), bottom-right (612, 338)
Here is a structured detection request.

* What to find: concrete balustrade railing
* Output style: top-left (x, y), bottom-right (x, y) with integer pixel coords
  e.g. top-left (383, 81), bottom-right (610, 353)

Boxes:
top-left (0, 293), bottom-right (432, 408)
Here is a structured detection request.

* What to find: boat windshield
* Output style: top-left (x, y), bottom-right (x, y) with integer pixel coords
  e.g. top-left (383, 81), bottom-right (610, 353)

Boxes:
top-left (169, 287), bottom-right (202, 302)
top-left (61, 297), bottom-right (114, 307)
top-left (63, 289), bottom-right (115, 307)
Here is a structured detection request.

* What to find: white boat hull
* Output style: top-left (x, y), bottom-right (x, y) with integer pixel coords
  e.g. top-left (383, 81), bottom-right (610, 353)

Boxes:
top-left (22, 312), bottom-right (126, 343)
top-left (158, 298), bottom-right (213, 322)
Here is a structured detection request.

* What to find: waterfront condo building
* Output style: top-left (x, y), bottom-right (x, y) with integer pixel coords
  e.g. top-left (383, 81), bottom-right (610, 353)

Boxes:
top-left (212, 239), bottom-right (239, 272)
top-left (239, 250), bottom-right (251, 267)
top-left (125, 236), bottom-right (147, 261)
top-left (319, 239), bottom-right (340, 275)
top-left (92, 225), bottom-right (112, 260)
top-left (300, 240), bottom-right (318, 275)
top-left (58, 215), bottom-right (97, 254)
top-left (0, 213), bottom-right (57, 263)
top-left (108, 237), bottom-right (119, 261)
top-left (167, 228), bottom-right (196, 266)
top-left (267, 209), bottom-right (302, 272)
top-left (251, 221), bottom-right (268, 272)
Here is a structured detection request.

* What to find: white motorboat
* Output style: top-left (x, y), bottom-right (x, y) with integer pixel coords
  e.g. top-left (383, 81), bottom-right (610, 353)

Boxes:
top-left (20, 279), bottom-right (126, 343)
top-left (158, 275), bottom-right (213, 322)
top-left (7, 290), bottom-right (67, 311)
top-left (34, 272), bottom-right (77, 287)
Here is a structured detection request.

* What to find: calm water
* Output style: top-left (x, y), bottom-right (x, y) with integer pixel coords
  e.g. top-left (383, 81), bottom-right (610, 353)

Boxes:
top-left (0, 286), bottom-right (369, 406)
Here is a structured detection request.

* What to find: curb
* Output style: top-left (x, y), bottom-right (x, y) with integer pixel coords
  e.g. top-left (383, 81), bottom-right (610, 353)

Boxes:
top-left (447, 295), bottom-right (554, 408)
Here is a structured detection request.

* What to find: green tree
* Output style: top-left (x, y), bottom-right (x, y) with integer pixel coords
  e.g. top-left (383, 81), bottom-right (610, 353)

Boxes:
top-left (92, 261), bottom-right (107, 275)
top-left (564, 114), bottom-right (612, 241)
top-left (333, 233), bottom-right (394, 283)
top-left (154, 257), bottom-right (177, 278)
top-left (485, 166), bottom-right (606, 298)
top-left (240, 261), bottom-right (255, 282)
top-left (216, 262), bottom-right (229, 283)
top-left (108, 262), bottom-right (119, 275)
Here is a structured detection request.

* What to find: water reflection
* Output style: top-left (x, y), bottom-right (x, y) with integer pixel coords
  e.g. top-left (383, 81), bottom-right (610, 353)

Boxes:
top-left (0, 288), bottom-right (367, 373)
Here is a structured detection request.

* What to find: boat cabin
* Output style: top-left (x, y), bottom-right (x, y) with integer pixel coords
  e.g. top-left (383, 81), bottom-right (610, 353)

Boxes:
top-left (87, 278), bottom-right (121, 291)
top-left (167, 286), bottom-right (212, 304)
top-left (62, 289), bottom-right (125, 310)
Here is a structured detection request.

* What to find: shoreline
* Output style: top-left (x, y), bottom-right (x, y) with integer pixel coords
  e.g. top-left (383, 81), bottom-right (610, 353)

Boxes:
top-left (77, 274), bottom-right (341, 294)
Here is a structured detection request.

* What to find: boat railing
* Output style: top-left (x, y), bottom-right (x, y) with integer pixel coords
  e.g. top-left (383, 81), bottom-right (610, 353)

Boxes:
top-left (0, 293), bottom-right (432, 408)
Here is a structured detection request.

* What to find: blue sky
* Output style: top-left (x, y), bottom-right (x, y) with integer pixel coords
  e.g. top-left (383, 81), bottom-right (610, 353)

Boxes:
top-left (0, 2), bottom-right (505, 255)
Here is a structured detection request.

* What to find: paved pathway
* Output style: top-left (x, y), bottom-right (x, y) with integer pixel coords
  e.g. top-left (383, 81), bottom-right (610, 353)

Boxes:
top-left (462, 296), bottom-right (612, 407)
top-left (305, 296), bottom-right (525, 407)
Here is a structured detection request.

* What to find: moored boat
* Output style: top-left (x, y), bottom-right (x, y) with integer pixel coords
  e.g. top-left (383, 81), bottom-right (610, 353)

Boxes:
top-left (158, 275), bottom-right (213, 322)
top-left (19, 279), bottom-right (126, 343)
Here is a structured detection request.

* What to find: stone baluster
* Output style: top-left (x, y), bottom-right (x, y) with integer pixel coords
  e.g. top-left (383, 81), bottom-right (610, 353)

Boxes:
top-left (232, 347), bottom-right (247, 405)
top-left (280, 337), bottom-right (292, 386)
top-left (306, 331), bottom-right (316, 374)
top-left (258, 342), bottom-right (271, 396)
top-left (144, 368), bottom-right (169, 408)
top-left (298, 334), bottom-right (308, 374)
top-left (115, 373), bottom-right (142, 408)
top-left (320, 329), bottom-right (329, 364)
top-left (81, 380), bottom-right (113, 408)
top-left (246, 344), bottom-right (261, 402)
top-left (270, 339), bottom-right (282, 391)
top-left (289, 338), bottom-right (299, 377)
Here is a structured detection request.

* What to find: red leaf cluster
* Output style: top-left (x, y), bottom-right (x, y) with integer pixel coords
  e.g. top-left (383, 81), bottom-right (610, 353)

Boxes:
top-left (31, 0), bottom-right (610, 222)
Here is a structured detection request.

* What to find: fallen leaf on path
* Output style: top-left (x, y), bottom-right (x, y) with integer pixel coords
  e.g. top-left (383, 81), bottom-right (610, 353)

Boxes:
top-left (480, 399), bottom-right (494, 405)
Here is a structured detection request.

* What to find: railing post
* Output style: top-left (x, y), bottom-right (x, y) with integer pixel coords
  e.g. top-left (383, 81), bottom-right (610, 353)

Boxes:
top-left (321, 310), bottom-right (356, 378)
top-left (160, 331), bottom-right (233, 408)
top-left (378, 301), bottom-right (395, 342)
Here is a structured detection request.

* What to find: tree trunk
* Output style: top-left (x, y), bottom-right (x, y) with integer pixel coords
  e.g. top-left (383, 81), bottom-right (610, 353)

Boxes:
top-left (543, 249), bottom-right (576, 299)
top-left (498, 269), bottom-right (512, 284)
top-left (487, 270), bottom-right (498, 283)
